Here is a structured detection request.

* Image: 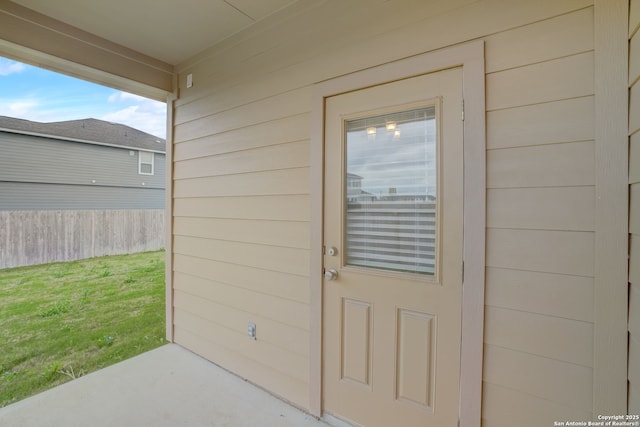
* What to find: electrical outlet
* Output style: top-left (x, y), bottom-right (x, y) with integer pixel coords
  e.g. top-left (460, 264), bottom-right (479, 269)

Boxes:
top-left (248, 323), bottom-right (256, 340)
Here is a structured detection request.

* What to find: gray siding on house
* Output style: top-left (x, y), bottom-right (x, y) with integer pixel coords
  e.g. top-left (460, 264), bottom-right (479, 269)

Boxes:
top-left (0, 131), bottom-right (165, 210)
top-left (0, 182), bottom-right (164, 210)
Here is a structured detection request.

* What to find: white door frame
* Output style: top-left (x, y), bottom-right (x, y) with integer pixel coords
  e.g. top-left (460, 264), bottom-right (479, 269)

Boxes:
top-left (310, 40), bottom-right (486, 427)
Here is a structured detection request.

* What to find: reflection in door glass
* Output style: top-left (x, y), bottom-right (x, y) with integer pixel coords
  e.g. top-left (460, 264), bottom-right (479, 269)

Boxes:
top-left (345, 107), bottom-right (436, 275)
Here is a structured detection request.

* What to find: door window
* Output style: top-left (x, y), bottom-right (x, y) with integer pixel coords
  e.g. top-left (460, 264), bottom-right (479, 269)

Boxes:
top-left (344, 106), bottom-right (438, 276)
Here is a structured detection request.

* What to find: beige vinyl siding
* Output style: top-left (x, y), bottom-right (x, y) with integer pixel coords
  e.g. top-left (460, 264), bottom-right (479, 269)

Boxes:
top-left (172, 82), bottom-right (311, 406)
top-left (629, 0), bottom-right (640, 414)
top-left (172, 0), bottom-right (596, 420)
top-left (484, 5), bottom-right (596, 424)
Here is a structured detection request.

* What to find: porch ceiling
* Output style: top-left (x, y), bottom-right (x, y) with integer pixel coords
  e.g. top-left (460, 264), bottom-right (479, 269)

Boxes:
top-left (9, 0), bottom-right (298, 65)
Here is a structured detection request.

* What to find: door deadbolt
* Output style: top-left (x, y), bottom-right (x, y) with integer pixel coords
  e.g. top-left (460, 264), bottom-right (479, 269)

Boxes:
top-left (327, 246), bottom-right (338, 256)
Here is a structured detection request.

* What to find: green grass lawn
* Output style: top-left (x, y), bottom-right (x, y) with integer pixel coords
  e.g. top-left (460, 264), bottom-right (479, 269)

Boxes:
top-left (0, 250), bottom-right (167, 408)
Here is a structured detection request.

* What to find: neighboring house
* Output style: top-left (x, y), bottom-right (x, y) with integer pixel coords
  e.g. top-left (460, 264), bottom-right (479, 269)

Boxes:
top-left (0, 116), bottom-right (166, 268)
top-left (1, 1), bottom-right (639, 426)
top-left (345, 173), bottom-right (375, 202)
top-left (0, 116), bottom-right (165, 210)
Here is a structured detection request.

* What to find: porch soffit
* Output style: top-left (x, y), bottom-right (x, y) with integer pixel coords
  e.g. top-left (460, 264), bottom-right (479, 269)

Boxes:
top-left (8, 0), bottom-right (299, 65)
top-left (0, 0), bottom-right (299, 98)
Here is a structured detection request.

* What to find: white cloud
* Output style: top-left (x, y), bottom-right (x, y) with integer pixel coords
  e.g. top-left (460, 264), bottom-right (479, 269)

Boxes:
top-left (101, 91), bottom-right (166, 138)
top-left (0, 59), bottom-right (26, 76)
top-left (101, 104), bottom-right (166, 139)
top-left (0, 87), bottom-right (166, 138)
top-left (0, 96), bottom-right (94, 124)
top-left (0, 98), bottom-right (39, 117)
top-left (107, 91), bottom-right (147, 103)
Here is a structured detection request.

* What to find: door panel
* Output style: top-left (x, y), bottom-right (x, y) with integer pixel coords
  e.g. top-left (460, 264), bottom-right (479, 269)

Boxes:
top-left (341, 298), bottom-right (372, 387)
top-left (323, 68), bottom-right (463, 427)
top-left (396, 308), bottom-right (435, 409)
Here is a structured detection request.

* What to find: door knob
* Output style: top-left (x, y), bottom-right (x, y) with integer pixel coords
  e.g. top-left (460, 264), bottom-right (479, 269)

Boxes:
top-left (324, 268), bottom-right (338, 281)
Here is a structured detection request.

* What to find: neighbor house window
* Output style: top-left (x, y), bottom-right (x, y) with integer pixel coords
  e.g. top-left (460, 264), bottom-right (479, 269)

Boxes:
top-left (139, 151), bottom-right (154, 175)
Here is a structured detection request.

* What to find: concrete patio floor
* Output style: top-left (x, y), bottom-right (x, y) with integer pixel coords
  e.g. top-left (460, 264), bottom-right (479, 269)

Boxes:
top-left (0, 344), bottom-right (331, 427)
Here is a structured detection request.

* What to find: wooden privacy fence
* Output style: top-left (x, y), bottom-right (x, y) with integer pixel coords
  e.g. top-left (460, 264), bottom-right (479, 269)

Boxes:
top-left (0, 210), bottom-right (164, 269)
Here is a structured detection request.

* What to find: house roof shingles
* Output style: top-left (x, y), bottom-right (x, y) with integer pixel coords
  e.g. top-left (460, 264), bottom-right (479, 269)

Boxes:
top-left (0, 116), bottom-right (166, 153)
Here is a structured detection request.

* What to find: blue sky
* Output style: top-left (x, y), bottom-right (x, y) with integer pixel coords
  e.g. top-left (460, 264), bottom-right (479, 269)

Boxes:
top-left (0, 57), bottom-right (167, 138)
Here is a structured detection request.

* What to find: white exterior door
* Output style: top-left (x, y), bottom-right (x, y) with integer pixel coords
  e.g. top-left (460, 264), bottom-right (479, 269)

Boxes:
top-left (322, 67), bottom-right (464, 427)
